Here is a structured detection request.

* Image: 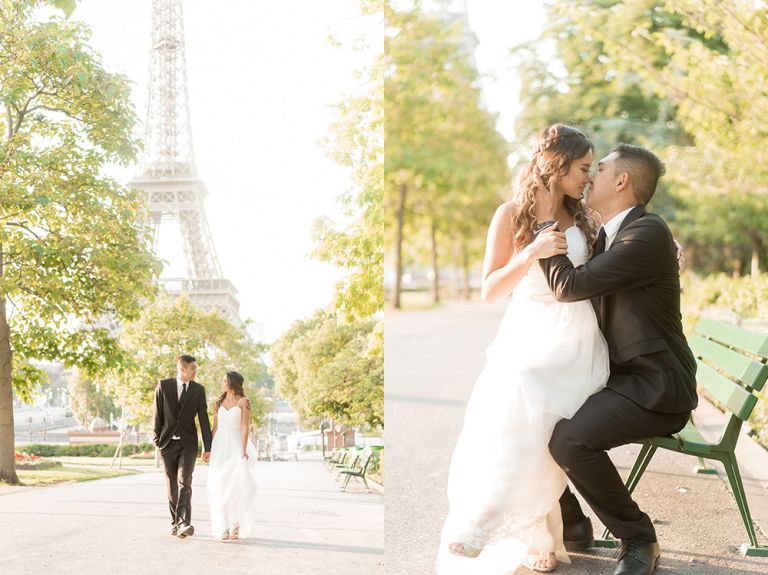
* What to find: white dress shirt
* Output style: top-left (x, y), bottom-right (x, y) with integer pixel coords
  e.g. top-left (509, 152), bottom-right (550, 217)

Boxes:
top-left (602, 205), bottom-right (638, 251)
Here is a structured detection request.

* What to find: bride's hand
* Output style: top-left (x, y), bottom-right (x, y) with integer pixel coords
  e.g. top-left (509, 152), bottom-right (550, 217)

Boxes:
top-left (527, 224), bottom-right (567, 260)
top-left (242, 451), bottom-right (249, 460)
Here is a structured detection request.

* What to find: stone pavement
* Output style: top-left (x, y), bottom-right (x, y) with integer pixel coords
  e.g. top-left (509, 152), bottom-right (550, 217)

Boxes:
top-left (385, 300), bottom-right (768, 575)
top-left (0, 452), bottom-right (383, 575)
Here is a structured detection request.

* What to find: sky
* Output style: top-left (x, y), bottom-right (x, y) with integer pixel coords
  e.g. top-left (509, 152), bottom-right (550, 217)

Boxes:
top-left (71, 0), bottom-right (381, 343)
top-left (463, 1), bottom-right (547, 146)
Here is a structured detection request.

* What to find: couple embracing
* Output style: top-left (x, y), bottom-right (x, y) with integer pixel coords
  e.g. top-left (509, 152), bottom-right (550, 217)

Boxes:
top-left (437, 124), bottom-right (697, 575)
top-left (153, 354), bottom-right (259, 541)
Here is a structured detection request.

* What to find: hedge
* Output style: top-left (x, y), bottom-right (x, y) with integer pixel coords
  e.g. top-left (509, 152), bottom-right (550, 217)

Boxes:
top-left (22, 443), bottom-right (155, 458)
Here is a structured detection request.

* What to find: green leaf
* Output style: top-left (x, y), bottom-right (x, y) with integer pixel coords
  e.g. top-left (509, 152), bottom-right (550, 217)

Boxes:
top-left (53, 0), bottom-right (77, 18)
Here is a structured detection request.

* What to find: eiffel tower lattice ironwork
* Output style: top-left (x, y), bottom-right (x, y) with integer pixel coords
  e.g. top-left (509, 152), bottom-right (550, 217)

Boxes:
top-left (130, 0), bottom-right (240, 324)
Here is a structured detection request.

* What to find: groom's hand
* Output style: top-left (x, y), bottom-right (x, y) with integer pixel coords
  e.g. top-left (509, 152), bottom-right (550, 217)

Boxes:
top-left (532, 168), bottom-right (558, 221)
top-left (202, 451), bottom-right (210, 463)
top-left (673, 238), bottom-right (685, 270)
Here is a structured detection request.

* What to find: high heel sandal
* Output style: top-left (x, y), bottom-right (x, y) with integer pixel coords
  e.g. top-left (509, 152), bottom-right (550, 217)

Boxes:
top-left (525, 549), bottom-right (557, 572)
top-left (230, 525), bottom-right (240, 540)
top-left (220, 529), bottom-right (230, 541)
top-left (447, 541), bottom-right (482, 558)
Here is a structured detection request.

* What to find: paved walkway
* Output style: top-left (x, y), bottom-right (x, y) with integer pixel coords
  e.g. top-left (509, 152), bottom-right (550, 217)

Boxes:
top-left (385, 301), bottom-right (768, 575)
top-left (0, 452), bottom-right (383, 575)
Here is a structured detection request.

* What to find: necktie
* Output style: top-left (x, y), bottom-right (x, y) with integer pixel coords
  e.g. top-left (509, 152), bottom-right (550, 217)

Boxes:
top-left (179, 382), bottom-right (187, 405)
top-left (595, 226), bottom-right (607, 256)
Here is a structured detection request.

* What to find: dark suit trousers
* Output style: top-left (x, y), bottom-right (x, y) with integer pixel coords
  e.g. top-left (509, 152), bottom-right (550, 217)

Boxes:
top-left (550, 388), bottom-right (689, 542)
top-left (160, 440), bottom-right (197, 526)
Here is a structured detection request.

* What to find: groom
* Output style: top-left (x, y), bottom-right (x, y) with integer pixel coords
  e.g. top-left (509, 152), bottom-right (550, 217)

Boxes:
top-left (153, 354), bottom-right (212, 538)
top-left (536, 143), bottom-right (697, 575)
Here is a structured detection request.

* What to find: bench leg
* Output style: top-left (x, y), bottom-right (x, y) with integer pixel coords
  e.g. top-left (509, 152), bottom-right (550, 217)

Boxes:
top-left (341, 473), bottom-right (352, 491)
top-left (626, 443), bottom-right (657, 495)
top-left (598, 442), bottom-right (658, 545)
top-left (694, 456), bottom-right (717, 475)
top-left (722, 453), bottom-right (767, 555)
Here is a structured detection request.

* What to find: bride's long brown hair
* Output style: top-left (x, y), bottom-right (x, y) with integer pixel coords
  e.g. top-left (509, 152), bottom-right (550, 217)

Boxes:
top-left (214, 371), bottom-right (250, 411)
top-left (510, 124), bottom-right (600, 255)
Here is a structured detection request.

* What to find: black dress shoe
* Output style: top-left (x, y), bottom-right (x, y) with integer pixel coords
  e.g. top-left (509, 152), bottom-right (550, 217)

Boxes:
top-left (563, 516), bottom-right (594, 551)
top-left (614, 540), bottom-right (660, 575)
top-left (176, 522), bottom-right (195, 538)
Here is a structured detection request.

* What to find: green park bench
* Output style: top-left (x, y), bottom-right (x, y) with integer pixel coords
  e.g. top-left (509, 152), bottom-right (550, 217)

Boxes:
top-left (335, 448), bottom-right (363, 479)
top-left (339, 447), bottom-right (378, 493)
top-left (596, 318), bottom-right (768, 556)
top-left (325, 448), bottom-right (345, 470)
top-left (327, 448), bottom-right (353, 471)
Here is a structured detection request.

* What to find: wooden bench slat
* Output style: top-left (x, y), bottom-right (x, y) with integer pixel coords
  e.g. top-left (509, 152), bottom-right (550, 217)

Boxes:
top-left (696, 360), bottom-right (758, 421)
top-left (691, 335), bottom-right (768, 391)
top-left (697, 318), bottom-right (768, 358)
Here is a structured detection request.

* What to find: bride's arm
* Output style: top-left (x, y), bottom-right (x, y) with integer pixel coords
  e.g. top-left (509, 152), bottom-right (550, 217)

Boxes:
top-left (481, 202), bottom-right (567, 304)
top-left (239, 396), bottom-right (252, 458)
top-left (211, 409), bottom-right (218, 437)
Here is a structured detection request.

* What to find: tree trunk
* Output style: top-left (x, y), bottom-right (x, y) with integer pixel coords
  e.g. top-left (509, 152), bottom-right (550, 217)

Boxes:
top-left (393, 184), bottom-right (407, 310)
top-left (0, 240), bottom-right (18, 484)
top-left (451, 240), bottom-right (460, 299)
top-left (728, 244), bottom-right (742, 278)
top-left (462, 237), bottom-right (471, 301)
top-left (750, 234), bottom-right (762, 278)
top-left (430, 219), bottom-right (440, 304)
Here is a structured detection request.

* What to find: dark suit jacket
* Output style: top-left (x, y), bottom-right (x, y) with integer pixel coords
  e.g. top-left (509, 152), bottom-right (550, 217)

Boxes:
top-left (153, 378), bottom-right (213, 452)
top-left (539, 205), bottom-right (697, 414)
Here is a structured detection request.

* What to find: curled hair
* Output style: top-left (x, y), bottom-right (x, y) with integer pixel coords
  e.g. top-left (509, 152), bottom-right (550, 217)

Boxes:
top-left (510, 124), bottom-right (600, 255)
top-left (214, 371), bottom-right (250, 411)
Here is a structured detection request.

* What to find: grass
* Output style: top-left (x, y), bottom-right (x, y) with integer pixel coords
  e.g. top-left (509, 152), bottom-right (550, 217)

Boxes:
top-left (14, 464), bottom-right (135, 486)
top-left (387, 290), bottom-right (481, 311)
top-left (52, 456), bottom-right (157, 467)
top-left (2, 456), bottom-right (147, 487)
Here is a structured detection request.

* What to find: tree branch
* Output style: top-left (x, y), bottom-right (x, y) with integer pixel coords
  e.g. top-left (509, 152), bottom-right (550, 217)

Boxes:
top-left (5, 222), bottom-right (43, 241)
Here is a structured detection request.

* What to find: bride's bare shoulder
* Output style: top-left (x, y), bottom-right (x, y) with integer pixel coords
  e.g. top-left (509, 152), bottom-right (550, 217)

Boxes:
top-left (490, 200), bottom-right (519, 231)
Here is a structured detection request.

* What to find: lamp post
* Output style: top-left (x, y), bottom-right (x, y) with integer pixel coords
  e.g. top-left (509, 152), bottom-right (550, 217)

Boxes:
top-left (320, 418), bottom-right (328, 458)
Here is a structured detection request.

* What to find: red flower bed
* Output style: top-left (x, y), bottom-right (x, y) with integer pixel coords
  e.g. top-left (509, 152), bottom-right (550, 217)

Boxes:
top-left (15, 451), bottom-right (42, 462)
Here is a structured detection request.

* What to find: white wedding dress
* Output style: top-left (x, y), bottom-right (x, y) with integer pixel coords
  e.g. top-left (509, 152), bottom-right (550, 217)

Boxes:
top-left (207, 404), bottom-right (259, 538)
top-left (436, 226), bottom-right (610, 574)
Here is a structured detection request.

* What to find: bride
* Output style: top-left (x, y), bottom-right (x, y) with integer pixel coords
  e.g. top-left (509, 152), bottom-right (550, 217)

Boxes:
top-left (436, 124), bottom-right (610, 573)
top-left (207, 370), bottom-right (259, 541)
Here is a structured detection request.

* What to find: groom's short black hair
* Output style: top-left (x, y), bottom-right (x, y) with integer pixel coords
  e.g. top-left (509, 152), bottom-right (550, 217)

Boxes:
top-left (176, 354), bottom-right (196, 364)
top-left (612, 143), bottom-right (665, 205)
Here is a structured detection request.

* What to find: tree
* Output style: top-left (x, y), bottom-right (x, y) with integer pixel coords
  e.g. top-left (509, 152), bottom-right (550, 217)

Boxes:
top-left (270, 311), bottom-right (383, 429)
top-left (314, 15), bottom-right (383, 322)
top-left (67, 368), bottom-right (118, 430)
top-left (385, 2), bottom-right (509, 307)
top-left (513, 1), bottom-right (695, 153)
top-left (309, 1), bottom-right (384, 434)
top-left (106, 296), bottom-right (269, 428)
top-left (610, 0), bottom-right (768, 275)
top-left (0, 0), bottom-right (160, 483)
top-left (516, 0), bottom-right (768, 275)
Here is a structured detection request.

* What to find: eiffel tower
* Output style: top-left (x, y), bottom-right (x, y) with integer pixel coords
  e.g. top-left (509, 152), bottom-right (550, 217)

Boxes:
top-left (130, 0), bottom-right (241, 325)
